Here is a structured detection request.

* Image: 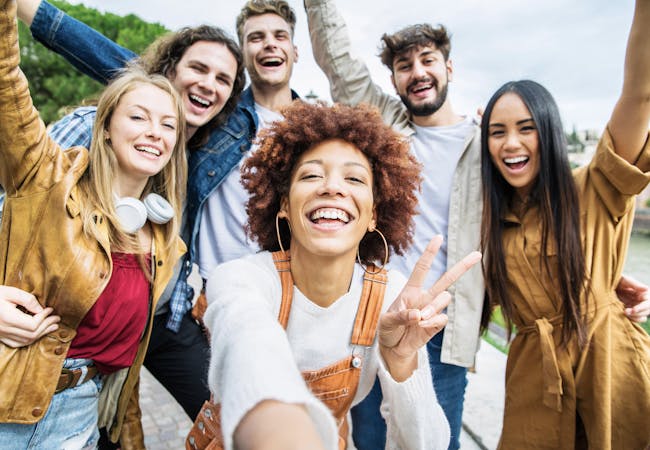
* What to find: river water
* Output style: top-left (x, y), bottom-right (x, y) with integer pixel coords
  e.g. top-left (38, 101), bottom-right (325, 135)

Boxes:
top-left (625, 233), bottom-right (650, 285)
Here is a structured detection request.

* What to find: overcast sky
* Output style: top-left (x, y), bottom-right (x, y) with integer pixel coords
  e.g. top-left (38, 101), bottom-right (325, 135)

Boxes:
top-left (66, 0), bottom-right (636, 132)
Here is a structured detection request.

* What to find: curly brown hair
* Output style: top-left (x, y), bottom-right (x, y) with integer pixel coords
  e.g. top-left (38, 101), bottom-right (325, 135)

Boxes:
top-left (241, 102), bottom-right (421, 265)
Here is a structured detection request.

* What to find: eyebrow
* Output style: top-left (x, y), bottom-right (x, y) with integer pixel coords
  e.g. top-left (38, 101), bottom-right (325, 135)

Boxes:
top-left (488, 118), bottom-right (535, 128)
top-left (187, 60), bottom-right (234, 83)
top-left (130, 104), bottom-right (177, 122)
top-left (299, 159), bottom-right (371, 173)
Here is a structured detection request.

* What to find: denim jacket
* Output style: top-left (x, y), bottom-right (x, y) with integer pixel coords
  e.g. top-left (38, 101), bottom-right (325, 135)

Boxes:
top-left (305, 0), bottom-right (484, 367)
top-left (30, 0), bottom-right (299, 331)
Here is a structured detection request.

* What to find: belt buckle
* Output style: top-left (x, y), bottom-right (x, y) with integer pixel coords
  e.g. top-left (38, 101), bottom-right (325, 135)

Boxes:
top-left (55, 367), bottom-right (75, 394)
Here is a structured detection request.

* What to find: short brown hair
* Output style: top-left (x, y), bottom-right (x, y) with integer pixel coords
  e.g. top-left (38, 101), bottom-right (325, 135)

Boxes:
top-left (241, 102), bottom-right (421, 265)
top-left (139, 25), bottom-right (245, 148)
top-left (235, 0), bottom-right (297, 44)
top-left (379, 24), bottom-right (451, 70)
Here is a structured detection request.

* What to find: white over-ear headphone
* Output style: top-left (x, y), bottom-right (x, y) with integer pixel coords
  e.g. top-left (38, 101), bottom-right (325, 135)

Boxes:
top-left (114, 193), bottom-right (175, 234)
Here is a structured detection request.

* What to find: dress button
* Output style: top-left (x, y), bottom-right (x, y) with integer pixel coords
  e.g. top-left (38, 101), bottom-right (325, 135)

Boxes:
top-left (207, 170), bottom-right (216, 177)
top-left (54, 346), bottom-right (64, 355)
top-left (31, 408), bottom-right (42, 417)
top-left (157, 260), bottom-right (163, 267)
top-left (352, 356), bottom-right (362, 369)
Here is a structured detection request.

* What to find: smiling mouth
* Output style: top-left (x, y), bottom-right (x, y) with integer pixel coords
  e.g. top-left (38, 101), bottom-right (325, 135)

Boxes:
top-left (260, 57), bottom-right (284, 68)
top-left (135, 145), bottom-right (161, 157)
top-left (504, 156), bottom-right (529, 170)
top-left (309, 208), bottom-right (351, 225)
top-left (189, 94), bottom-right (213, 110)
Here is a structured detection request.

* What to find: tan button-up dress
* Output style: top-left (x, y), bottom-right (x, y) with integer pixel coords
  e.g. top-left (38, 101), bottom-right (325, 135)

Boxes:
top-left (498, 130), bottom-right (650, 449)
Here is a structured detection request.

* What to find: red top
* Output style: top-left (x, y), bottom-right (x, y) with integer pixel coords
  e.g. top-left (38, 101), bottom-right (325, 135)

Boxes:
top-left (67, 252), bottom-right (150, 374)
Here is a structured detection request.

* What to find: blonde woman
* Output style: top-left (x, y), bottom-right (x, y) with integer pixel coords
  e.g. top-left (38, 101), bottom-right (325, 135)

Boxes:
top-left (0, 0), bottom-right (186, 448)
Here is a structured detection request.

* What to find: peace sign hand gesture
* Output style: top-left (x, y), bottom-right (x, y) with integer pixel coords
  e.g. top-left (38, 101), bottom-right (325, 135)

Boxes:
top-left (378, 236), bottom-right (482, 381)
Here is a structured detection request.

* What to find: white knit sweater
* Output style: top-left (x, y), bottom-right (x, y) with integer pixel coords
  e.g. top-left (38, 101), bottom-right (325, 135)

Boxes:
top-left (204, 251), bottom-right (450, 450)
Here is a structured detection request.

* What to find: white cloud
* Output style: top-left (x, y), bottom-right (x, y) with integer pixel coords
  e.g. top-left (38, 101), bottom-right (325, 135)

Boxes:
top-left (67, 0), bottom-right (635, 131)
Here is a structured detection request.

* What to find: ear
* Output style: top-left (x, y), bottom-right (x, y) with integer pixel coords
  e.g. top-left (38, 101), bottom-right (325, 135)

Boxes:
top-left (390, 73), bottom-right (397, 93)
top-left (293, 44), bottom-right (299, 64)
top-left (368, 208), bottom-right (377, 232)
top-left (446, 58), bottom-right (454, 82)
top-left (278, 197), bottom-right (289, 219)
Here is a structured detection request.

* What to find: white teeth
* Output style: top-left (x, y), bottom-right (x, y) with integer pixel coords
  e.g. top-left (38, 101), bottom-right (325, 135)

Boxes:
top-left (412, 84), bottom-right (432, 93)
top-left (504, 156), bottom-right (529, 164)
top-left (309, 208), bottom-right (350, 223)
top-left (135, 146), bottom-right (161, 156)
top-left (189, 94), bottom-right (211, 107)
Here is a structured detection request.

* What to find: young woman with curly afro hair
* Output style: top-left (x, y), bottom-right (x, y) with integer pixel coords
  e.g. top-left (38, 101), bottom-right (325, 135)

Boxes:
top-left (198, 101), bottom-right (481, 450)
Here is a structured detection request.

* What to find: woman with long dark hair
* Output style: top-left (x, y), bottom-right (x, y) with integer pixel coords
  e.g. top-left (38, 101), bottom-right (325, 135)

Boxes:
top-left (479, 1), bottom-right (650, 448)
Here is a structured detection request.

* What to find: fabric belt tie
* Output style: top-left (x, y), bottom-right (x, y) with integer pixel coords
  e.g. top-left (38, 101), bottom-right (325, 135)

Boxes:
top-left (55, 365), bottom-right (98, 394)
top-left (519, 317), bottom-right (563, 412)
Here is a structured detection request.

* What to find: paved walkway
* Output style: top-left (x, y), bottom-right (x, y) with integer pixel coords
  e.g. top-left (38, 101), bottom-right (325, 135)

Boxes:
top-left (139, 340), bottom-right (506, 449)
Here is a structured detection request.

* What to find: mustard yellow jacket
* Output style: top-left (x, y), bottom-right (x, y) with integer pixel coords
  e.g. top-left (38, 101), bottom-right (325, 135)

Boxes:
top-left (0, 0), bottom-right (185, 445)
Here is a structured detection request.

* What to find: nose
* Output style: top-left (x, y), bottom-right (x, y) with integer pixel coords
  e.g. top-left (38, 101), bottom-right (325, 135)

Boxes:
top-left (263, 34), bottom-right (278, 49)
top-left (197, 73), bottom-right (217, 94)
top-left (146, 121), bottom-right (162, 139)
top-left (411, 60), bottom-right (427, 79)
top-left (318, 174), bottom-right (347, 197)
top-left (503, 132), bottom-right (521, 151)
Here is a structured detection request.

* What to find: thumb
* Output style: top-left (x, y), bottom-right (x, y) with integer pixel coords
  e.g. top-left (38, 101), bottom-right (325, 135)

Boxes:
top-left (0, 286), bottom-right (42, 314)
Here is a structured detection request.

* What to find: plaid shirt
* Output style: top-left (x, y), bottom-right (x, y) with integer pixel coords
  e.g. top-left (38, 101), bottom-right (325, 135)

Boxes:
top-left (48, 106), bottom-right (191, 331)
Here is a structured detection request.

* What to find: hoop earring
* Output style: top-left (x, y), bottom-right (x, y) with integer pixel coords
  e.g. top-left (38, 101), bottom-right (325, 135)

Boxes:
top-left (276, 213), bottom-right (289, 254)
top-left (357, 228), bottom-right (388, 275)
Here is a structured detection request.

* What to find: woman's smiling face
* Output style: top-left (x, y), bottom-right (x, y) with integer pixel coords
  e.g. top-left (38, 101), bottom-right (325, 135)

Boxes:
top-left (281, 138), bottom-right (375, 261)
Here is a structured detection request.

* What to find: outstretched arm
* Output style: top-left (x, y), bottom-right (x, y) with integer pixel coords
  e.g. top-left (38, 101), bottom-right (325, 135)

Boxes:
top-left (18, 0), bottom-right (137, 84)
top-left (608, 0), bottom-right (650, 166)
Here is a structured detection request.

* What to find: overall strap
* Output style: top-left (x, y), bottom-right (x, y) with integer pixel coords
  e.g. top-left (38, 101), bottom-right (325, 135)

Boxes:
top-left (271, 251), bottom-right (293, 329)
top-left (350, 266), bottom-right (388, 347)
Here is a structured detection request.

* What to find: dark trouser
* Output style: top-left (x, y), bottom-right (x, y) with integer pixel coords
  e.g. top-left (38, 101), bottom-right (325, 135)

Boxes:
top-left (351, 330), bottom-right (469, 450)
top-left (143, 310), bottom-right (211, 420)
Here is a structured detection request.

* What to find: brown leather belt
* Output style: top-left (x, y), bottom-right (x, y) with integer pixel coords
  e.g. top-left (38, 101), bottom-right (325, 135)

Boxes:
top-left (55, 365), bottom-right (99, 394)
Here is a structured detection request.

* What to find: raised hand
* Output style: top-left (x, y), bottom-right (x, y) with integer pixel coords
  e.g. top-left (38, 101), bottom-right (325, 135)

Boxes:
top-left (0, 285), bottom-right (60, 348)
top-left (378, 236), bottom-right (481, 380)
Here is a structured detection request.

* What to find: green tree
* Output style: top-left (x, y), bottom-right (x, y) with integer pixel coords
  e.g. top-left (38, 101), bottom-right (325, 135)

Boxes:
top-left (19, 0), bottom-right (169, 124)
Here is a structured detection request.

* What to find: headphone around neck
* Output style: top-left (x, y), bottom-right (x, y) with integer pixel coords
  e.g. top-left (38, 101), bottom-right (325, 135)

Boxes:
top-left (114, 193), bottom-right (174, 234)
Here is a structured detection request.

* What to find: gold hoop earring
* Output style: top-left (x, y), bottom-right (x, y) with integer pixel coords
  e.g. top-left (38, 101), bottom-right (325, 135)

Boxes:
top-left (275, 213), bottom-right (289, 254)
top-left (357, 228), bottom-right (388, 274)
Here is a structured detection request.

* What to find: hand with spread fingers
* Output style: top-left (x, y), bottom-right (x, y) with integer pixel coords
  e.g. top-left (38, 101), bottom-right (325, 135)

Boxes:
top-left (616, 274), bottom-right (650, 323)
top-left (378, 236), bottom-right (482, 381)
top-left (0, 285), bottom-right (60, 348)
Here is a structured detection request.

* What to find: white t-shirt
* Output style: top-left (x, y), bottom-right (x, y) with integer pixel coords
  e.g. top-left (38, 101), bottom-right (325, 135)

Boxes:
top-left (389, 117), bottom-right (475, 287)
top-left (196, 103), bottom-right (283, 278)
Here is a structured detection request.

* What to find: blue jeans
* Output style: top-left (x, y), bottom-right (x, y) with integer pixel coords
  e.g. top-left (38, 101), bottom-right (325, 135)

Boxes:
top-left (351, 331), bottom-right (468, 450)
top-left (0, 358), bottom-right (102, 450)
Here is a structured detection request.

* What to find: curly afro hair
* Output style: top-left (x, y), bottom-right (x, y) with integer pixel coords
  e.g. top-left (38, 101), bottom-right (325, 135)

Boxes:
top-left (241, 101), bottom-right (421, 266)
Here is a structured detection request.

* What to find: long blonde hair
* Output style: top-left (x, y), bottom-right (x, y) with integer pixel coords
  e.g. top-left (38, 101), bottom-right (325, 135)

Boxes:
top-left (77, 66), bottom-right (187, 255)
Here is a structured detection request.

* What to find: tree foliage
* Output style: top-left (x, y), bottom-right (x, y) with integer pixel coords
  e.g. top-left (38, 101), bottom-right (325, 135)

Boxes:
top-left (19, 0), bottom-right (169, 124)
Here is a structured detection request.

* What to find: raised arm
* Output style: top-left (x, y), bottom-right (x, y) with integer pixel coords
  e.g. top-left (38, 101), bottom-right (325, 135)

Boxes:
top-left (303, 0), bottom-right (405, 126)
top-left (18, 0), bottom-right (137, 84)
top-left (0, 0), bottom-right (62, 193)
top-left (608, 0), bottom-right (650, 167)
